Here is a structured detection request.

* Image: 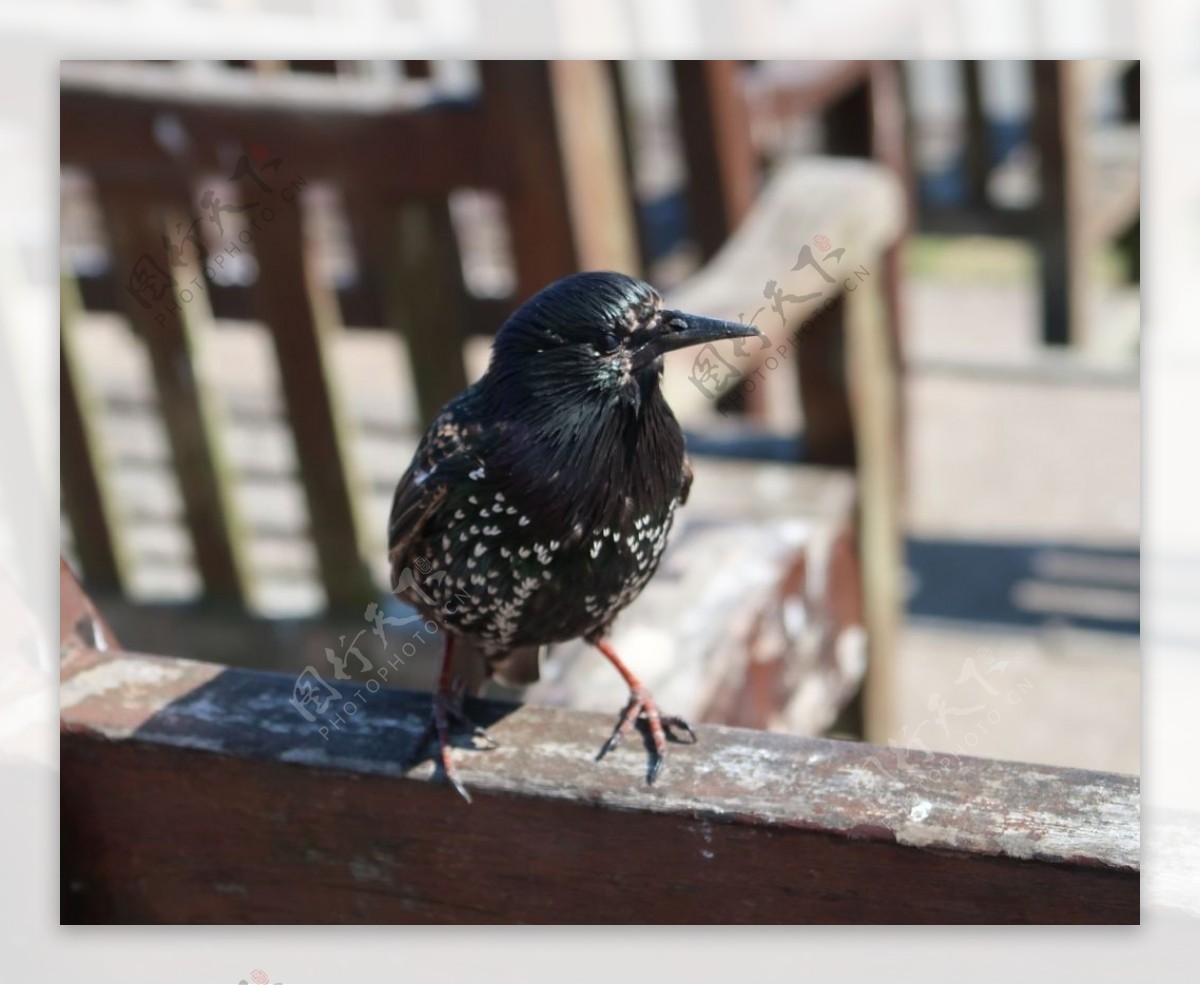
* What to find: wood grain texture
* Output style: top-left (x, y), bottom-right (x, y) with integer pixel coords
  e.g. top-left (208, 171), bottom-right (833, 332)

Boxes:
top-left (61, 646), bottom-right (1139, 925)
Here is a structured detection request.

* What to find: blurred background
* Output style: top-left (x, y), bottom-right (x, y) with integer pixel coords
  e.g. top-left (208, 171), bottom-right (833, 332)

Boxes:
top-left (56, 56), bottom-right (1140, 775)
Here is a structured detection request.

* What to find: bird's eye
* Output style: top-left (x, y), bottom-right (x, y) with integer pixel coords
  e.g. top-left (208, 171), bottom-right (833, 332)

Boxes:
top-left (599, 332), bottom-right (620, 353)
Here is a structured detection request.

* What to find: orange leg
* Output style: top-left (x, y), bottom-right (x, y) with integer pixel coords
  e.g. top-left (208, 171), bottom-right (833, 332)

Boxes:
top-left (411, 634), bottom-right (497, 803)
top-left (594, 638), bottom-right (697, 783)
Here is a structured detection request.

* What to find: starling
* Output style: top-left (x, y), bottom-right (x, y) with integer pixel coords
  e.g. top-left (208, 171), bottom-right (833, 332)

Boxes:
top-left (388, 271), bottom-right (762, 800)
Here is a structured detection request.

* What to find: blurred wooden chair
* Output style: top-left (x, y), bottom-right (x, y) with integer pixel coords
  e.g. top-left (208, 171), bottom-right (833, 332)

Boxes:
top-left (60, 61), bottom-right (905, 739)
top-left (609, 59), bottom-right (910, 448)
top-left (914, 60), bottom-right (1140, 347)
top-left (60, 60), bottom-right (639, 612)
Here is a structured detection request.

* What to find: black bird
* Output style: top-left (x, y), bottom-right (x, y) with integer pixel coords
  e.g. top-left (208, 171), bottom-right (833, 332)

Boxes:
top-left (388, 271), bottom-right (762, 800)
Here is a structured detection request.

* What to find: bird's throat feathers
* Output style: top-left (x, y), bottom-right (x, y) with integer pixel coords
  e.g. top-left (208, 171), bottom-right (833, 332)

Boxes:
top-left (479, 361), bottom-right (685, 530)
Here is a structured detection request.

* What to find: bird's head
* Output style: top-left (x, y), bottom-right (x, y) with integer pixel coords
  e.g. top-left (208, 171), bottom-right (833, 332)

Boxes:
top-left (486, 271), bottom-right (762, 411)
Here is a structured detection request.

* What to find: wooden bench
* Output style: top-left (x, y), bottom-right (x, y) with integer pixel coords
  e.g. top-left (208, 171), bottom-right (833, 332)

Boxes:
top-left (60, 562), bottom-right (1139, 924)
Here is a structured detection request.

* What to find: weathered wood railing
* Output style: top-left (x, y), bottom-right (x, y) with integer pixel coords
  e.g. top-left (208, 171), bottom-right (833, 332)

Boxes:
top-left (60, 563), bottom-right (1138, 925)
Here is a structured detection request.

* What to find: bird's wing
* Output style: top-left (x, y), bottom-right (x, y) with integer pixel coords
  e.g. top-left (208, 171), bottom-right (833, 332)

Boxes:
top-left (387, 481), bottom-right (447, 593)
top-left (387, 398), bottom-right (483, 589)
top-left (680, 454), bottom-right (694, 506)
top-left (387, 396), bottom-right (541, 687)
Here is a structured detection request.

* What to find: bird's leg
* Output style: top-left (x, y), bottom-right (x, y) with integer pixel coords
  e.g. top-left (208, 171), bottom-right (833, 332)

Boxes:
top-left (594, 638), bottom-right (697, 783)
top-left (412, 634), bottom-right (497, 803)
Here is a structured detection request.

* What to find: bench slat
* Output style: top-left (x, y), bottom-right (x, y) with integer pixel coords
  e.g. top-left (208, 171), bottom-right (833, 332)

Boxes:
top-left (60, 277), bottom-right (125, 590)
top-left (345, 193), bottom-right (470, 427)
top-left (249, 201), bottom-right (377, 610)
top-left (93, 181), bottom-right (250, 602)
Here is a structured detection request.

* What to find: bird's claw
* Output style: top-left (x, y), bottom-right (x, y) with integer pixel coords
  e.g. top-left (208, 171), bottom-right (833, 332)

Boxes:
top-left (596, 686), bottom-right (697, 784)
top-left (409, 683), bottom-right (498, 803)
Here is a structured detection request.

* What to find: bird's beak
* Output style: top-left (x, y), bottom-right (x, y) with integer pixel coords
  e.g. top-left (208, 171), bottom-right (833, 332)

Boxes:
top-left (631, 309), bottom-right (764, 371)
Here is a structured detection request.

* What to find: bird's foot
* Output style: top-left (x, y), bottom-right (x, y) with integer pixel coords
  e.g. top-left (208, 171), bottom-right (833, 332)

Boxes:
top-left (410, 676), bottom-right (498, 803)
top-left (596, 686), bottom-right (697, 784)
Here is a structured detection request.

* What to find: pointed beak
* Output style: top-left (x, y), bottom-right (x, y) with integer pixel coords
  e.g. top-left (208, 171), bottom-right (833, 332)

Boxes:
top-left (631, 309), bottom-right (764, 371)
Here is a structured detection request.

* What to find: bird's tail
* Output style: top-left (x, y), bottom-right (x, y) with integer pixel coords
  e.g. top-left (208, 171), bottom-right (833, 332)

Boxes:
top-left (488, 645), bottom-right (544, 687)
top-left (450, 638), bottom-right (543, 692)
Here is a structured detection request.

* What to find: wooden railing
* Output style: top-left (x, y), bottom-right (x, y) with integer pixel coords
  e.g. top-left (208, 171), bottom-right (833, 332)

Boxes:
top-left (60, 562), bottom-right (1138, 924)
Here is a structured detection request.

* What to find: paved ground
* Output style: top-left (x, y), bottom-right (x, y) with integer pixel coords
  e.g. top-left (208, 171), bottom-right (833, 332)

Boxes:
top-left (891, 240), bottom-right (1139, 775)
